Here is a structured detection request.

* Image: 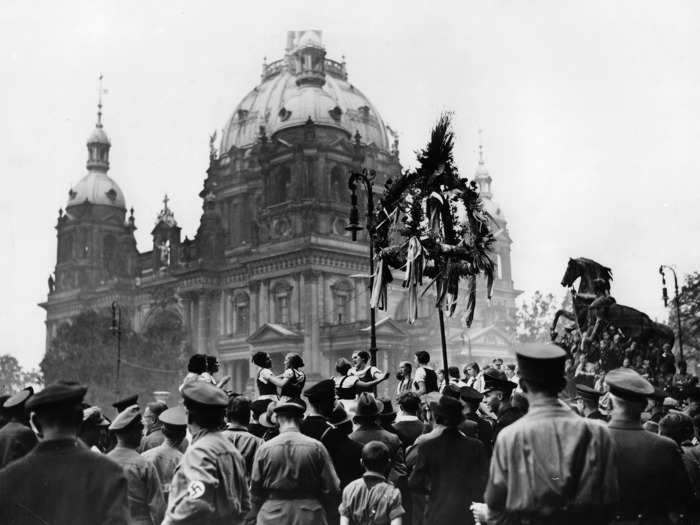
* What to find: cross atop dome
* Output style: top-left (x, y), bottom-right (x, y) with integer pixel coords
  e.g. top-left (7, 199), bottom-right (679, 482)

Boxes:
top-left (155, 193), bottom-right (177, 227)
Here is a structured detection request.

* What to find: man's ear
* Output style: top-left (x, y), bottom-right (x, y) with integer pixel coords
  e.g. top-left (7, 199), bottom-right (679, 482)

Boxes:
top-left (496, 391), bottom-right (504, 401)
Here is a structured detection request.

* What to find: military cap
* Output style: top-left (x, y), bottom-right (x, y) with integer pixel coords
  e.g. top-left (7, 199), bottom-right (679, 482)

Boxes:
top-left (304, 379), bottom-right (335, 402)
top-left (108, 405), bottom-right (141, 431)
top-left (273, 397), bottom-right (307, 416)
top-left (0, 395), bottom-right (10, 410)
top-left (575, 383), bottom-right (603, 403)
top-left (605, 368), bottom-right (654, 402)
top-left (181, 381), bottom-right (228, 407)
top-left (460, 386), bottom-right (484, 403)
top-left (112, 394), bottom-right (138, 413)
top-left (83, 406), bottom-right (110, 427)
top-left (515, 343), bottom-right (567, 383)
top-left (159, 406), bottom-right (187, 427)
top-left (251, 398), bottom-right (273, 418)
top-left (26, 382), bottom-right (87, 411)
top-left (3, 387), bottom-right (34, 409)
top-left (482, 369), bottom-right (517, 394)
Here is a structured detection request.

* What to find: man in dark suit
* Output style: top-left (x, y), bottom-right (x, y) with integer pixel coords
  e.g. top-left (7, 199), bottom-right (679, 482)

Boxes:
top-left (0, 381), bottom-right (129, 525)
top-left (393, 391), bottom-right (425, 449)
top-left (606, 367), bottom-right (692, 523)
top-left (0, 388), bottom-right (37, 468)
top-left (408, 395), bottom-right (489, 525)
top-left (460, 386), bottom-right (494, 455)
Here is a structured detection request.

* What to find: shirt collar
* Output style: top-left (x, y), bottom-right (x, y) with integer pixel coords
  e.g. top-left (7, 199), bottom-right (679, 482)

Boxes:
top-left (608, 417), bottom-right (642, 430)
top-left (226, 423), bottom-right (249, 432)
top-left (362, 470), bottom-right (387, 482)
top-left (395, 414), bottom-right (419, 422)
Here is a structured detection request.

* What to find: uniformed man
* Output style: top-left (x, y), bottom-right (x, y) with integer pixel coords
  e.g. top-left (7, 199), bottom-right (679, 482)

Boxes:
top-left (222, 395), bottom-right (262, 479)
top-left (142, 406), bottom-right (187, 501)
top-left (300, 379), bottom-right (336, 441)
top-left (113, 394), bottom-right (139, 414)
top-left (81, 405), bottom-right (110, 452)
top-left (164, 380), bottom-right (250, 524)
top-left (108, 405), bottom-right (166, 525)
top-left (140, 400), bottom-right (168, 452)
top-left (250, 398), bottom-right (340, 525)
top-left (460, 385), bottom-right (494, 455)
top-left (480, 343), bottom-right (619, 524)
top-left (0, 381), bottom-right (129, 525)
top-left (606, 367), bottom-right (692, 523)
top-left (0, 387), bottom-right (37, 468)
top-left (575, 383), bottom-right (608, 421)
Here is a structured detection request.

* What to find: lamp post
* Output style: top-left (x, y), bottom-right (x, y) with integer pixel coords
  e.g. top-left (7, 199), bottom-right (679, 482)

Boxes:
top-left (111, 301), bottom-right (122, 397)
top-left (659, 265), bottom-right (683, 362)
top-left (346, 168), bottom-right (379, 366)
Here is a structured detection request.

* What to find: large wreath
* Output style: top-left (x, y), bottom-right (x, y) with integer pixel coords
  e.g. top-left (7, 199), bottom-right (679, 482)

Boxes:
top-left (370, 113), bottom-right (496, 326)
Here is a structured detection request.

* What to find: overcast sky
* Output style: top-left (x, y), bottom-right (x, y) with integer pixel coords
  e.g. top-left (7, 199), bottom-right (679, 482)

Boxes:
top-left (1, 1), bottom-right (698, 369)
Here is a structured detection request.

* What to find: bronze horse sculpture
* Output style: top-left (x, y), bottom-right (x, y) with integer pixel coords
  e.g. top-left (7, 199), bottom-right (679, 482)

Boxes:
top-left (551, 257), bottom-right (674, 349)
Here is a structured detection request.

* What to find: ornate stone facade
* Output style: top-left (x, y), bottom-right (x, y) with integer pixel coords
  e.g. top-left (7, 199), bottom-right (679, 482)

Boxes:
top-left (41, 31), bottom-right (520, 395)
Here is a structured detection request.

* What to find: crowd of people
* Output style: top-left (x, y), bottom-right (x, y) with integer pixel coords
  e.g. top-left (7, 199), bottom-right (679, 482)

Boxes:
top-left (0, 342), bottom-right (699, 525)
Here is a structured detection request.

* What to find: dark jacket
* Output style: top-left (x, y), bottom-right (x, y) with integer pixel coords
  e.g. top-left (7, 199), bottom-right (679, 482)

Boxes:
top-left (408, 427), bottom-right (488, 525)
top-left (0, 438), bottom-right (129, 525)
top-left (392, 417), bottom-right (425, 449)
top-left (608, 418), bottom-right (692, 521)
top-left (465, 413), bottom-right (494, 456)
top-left (0, 420), bottom-right (37, 469)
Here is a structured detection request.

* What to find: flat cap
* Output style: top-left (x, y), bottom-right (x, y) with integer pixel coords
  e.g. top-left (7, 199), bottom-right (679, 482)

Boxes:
top-left (459, 386), bottom-right (484, 403)
top-left (112, 394), bottom-right (138, 413)
top-left (159, 406), bottom-right (187, 427)
top-left (3, 387), bottom-right (34, 409)
top-left (181, 381), bottom-right (228, 407)
top-left (605, 368), bottom-right (654, 402)
top-left (575, 384), bottom-right (603, 402)
top-left (515, 343), bottom-right (566, 383)
top-left (108, 405), bottom-right (141, 431)
top-left (273, 398), bottom-right (307, 416)
top-left (26, 382), bottom-right (87, 411)
top-left (83, 406), bottom-right (110, 427)
top-left (304, 379), bottom-right (335, 402)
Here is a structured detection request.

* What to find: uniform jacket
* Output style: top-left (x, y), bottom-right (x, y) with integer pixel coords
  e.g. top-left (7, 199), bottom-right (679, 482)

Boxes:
top-left (0, 438), bottom-right (129, 525)
top-left (223, 424), bottom-right (262, 479)
top-left (141, 441), bottom-right (183, 499)
top-left (485, 399), bottom-right (619, 524)
top-left (608, 418), bottom-right (692, 522)
top-left (408, 427), bottom-right (488, 525)
top-left (164, 428), bottom-right (250, 525)
top-left (0, 420), bottom-right (37, 468)
top-left (392, 416), bottom-right (425, 449)
top-left (107, 445), bottom-right (165, 525)
top-left (250, 429), bottom-right (340, 525)
top-left (465, 413), bottom-right (494, 456)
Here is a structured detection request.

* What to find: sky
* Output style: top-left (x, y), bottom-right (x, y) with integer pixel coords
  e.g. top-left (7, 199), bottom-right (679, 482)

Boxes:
top-left (1, 0), bottom-right (698, 369)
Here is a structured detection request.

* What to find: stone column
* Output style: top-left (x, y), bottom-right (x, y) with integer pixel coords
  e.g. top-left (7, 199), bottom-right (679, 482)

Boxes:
top-left (197, 291), bottom-right (208, 354)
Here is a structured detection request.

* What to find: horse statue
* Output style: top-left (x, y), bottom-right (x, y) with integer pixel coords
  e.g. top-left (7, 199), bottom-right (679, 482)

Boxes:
top-left (551, 257), bottom-right (675, 349)
top-left (550, 257), bottom-right (613, 336)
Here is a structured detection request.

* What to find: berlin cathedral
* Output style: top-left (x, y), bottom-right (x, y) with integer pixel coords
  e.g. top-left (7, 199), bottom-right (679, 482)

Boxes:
top-left (41, 30), bottom-right (520, 393)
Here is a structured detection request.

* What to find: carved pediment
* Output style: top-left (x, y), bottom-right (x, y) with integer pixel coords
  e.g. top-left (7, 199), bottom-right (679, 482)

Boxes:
top-left (247, 323), bottom-right (303, 344)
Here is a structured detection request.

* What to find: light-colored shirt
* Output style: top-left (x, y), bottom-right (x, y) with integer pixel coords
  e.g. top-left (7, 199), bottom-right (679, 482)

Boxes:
top-left (484, 398), bottom-right (618, 522)
top-left (339, 471), bottom-right (404, 525)
top-left (141, 441), bottom-right (183, 498)
top-left (107, 445), bottom-right (165, 524)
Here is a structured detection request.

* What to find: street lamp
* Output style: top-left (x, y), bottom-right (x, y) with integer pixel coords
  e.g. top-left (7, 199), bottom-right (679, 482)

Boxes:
top-left (111, 301), bottom-right (122, 397)
top-left (659, 265), bottom-right (684, 362)
top-left (347, 168), bottom-right (378, 366)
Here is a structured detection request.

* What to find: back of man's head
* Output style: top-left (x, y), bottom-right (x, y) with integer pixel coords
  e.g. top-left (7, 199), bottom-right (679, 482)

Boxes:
top-left (226, 396), bottom-right (251, 425)
top-left (361, 440), bottom-right (391, 476)
top-left (397, 391), bottom-right (420, 415)
top-left (660, 412), bottom-right (694, 445)
top-left (146, 401), bottom-right (168, 418)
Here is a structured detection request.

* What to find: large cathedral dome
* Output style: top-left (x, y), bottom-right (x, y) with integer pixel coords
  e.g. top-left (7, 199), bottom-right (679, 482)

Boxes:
top-left (221, 30), bottom-right (391, 152)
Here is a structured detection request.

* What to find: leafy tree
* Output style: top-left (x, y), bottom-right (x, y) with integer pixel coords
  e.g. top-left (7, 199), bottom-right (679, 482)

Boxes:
top-left (516, 291), bottom-right (561, 343)
top-left (0, 354), bottom-right (43, 394)
top-left (668, 271), bottom-right (700, 362)
top-left (41, 309), bottom-right (189, 411)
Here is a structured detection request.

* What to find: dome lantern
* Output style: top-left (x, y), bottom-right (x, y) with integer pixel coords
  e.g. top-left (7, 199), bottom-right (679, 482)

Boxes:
top-left (86, 74), bottom-right (111, 172)
top-left (475, 130), bottom-right (493, 199)
top-left (289, 30), bottom-right (327, 88)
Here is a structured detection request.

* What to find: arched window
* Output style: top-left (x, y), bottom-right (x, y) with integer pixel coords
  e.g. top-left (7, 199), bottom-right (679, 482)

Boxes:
top-left (272, 281), bottom-right (293, 325)
top-left (233, 292), bottom-right (250, 336)
top-left (331, 279), bottom-right (353, 324)
top-left (330, 165), bottom-right (345, 202)
top-left (270, 166), bottom-right (291, 205)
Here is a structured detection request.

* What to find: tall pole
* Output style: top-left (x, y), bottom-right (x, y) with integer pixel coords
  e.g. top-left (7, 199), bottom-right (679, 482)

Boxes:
top-left (660, 265), bottom-right (684, 362)
top-left (438, 309), bottom-right (449, 384)
top-left (111, 301), bottom-right (122, 398)
top-left (347, 169), bottom-right (378, 366)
